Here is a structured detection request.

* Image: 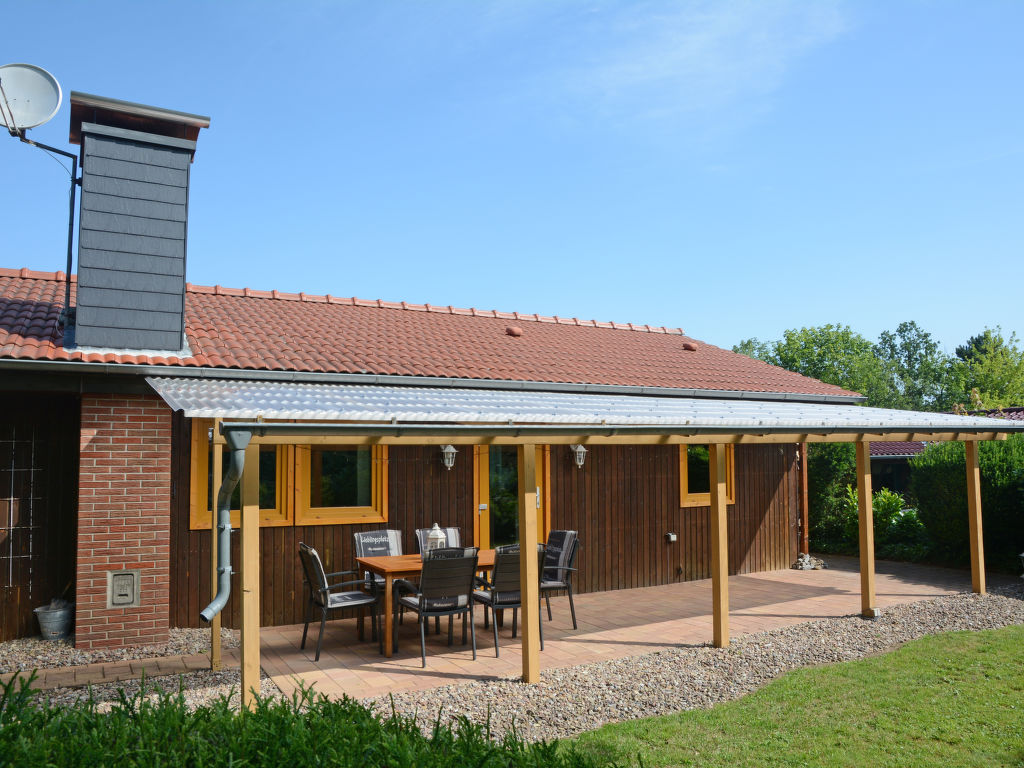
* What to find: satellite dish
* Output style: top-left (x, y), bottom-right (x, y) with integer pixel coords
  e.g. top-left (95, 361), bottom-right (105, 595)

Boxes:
top-left (0, 63), bottom-right (63, 133)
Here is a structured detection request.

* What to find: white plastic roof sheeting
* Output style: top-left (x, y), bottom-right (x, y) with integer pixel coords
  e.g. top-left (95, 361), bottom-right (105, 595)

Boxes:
top-left (146, 377), bottom-right (1021, 434)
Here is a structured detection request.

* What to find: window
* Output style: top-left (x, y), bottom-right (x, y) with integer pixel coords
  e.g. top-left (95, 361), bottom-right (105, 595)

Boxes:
top-left (680, 444), bottom-right (735, 507)
top-left (295, 445), bottom-right (388, 526)
top-left (190, 422), bottom-right (389, 529)
top-left (189, 421), bottom-right (290, 529)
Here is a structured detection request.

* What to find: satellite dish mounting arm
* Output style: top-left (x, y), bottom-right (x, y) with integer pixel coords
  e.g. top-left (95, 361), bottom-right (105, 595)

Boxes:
top-left (1, 79), bottom-right (80, 325)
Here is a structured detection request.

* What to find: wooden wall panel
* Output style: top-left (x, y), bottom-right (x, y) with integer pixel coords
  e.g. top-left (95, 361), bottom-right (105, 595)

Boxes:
top-left (170, 426), bottom-right (800, 628)
top-left (0, 395), bottom-right (78, 641)
top-left (548, 444), bottom-right (799, 595)
top-left (170, 437), bottom-right (476, 629)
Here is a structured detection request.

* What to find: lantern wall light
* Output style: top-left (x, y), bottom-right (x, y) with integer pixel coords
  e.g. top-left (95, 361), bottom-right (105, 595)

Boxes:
top-left (441, 444), bottom-right (458, 470)
top-left (570, 443), bottom-right (587, 469)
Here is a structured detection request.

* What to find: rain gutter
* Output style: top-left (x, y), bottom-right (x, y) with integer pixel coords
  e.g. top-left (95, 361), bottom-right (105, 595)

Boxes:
top-left (0, 358), bottom-right (866, 404)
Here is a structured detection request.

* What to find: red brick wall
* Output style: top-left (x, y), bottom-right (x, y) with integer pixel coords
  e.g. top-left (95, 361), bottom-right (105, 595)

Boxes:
top-left (76, 394), bottom-right (172, 649)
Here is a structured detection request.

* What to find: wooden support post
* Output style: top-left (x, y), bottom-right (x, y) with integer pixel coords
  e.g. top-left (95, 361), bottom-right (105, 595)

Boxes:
top-left (799, 442), bottom-right (810, 556)
top-left (210, 435), bottom-right (223, 671)
top-left (709, 443), bottom-right (730, 648)
top-left (240, 442), bottom-right (261, 709)
top-left (965, 440), bottom-right (986, 594)
top-left (855, 442), bottom-right (878, 618)
top-left (517, 444), bottom-right (541, 684)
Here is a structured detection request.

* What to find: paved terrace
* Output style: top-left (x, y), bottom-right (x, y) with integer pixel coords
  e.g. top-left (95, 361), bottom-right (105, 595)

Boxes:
top-left (9, 557), bottom-right (1014, 696)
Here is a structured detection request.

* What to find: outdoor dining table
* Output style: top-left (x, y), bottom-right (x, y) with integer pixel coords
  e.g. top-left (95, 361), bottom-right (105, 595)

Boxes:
top-left (356, 549), bottom-right (496, 657)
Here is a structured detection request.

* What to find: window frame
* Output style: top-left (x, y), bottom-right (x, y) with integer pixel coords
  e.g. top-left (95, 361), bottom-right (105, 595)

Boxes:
top-left (294, 444), bottom-right (389, 526)
top-left (189, 420), bottom-right (291, 530)
top-left (679, 444), bottom-right (736, 508)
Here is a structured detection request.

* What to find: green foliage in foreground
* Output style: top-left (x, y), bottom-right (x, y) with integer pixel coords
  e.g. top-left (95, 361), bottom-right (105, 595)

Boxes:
top-left (0, 680), bottom-right (604, 768)
top-left (569, 625), bottom-right (1024, 768)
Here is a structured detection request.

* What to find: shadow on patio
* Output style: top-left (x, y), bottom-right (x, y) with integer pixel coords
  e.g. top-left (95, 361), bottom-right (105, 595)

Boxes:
top-left (258, 556), bottom-right (988, 700)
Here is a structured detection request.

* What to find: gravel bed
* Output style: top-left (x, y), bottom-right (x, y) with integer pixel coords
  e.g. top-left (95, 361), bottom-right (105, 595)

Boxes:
top-left (0, 627), bottom-right (241, 674)
top-left (3, 583), bottom-right (1021, 728)
top-left (366, 581), bottom-right (1024, 741)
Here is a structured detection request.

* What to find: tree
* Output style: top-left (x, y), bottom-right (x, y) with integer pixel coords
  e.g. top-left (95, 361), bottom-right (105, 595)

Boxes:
top-left (873, 321), bottom-right (952, 411)
top-left (948, 328), bottom-right (1024, 409)
top-left (732, 337), bottom-right (772, 362)
top-left (733, 324), bottom-right (890, 406)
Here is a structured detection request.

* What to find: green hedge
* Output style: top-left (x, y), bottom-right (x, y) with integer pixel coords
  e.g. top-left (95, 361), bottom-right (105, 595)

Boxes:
top-left (909, 434), bottom-right (1024, 571)
top-left (0, 677), bottom-right (605, 768)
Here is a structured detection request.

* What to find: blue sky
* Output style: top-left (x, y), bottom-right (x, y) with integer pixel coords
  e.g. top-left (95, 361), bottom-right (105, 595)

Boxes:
top-left (2, 1), bottom-right (1021, 353)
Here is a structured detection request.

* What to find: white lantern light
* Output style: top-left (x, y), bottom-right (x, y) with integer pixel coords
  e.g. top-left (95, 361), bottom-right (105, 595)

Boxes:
top-left (428, 522), bottom-right (447, 551)
top-left (441, 444), bottom-right (457, 470)
top-left (570, 443), bottom-right (587, 469)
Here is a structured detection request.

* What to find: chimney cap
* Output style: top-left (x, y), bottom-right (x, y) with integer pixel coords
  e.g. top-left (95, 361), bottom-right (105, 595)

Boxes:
top-left (69, 91), bottom-right (210, 155)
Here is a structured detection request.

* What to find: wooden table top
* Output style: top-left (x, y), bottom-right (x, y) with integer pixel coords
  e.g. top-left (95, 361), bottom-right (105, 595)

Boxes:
top-left (356, 550), bottom-right (496, 577)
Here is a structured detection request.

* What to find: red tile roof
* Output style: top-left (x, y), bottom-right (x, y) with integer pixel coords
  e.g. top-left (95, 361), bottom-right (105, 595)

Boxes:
top-left (972, 407), bottom-right (1024, 421)
top-left (0, 267), bottom-right (859, 398)
top-left (870, 441), bottom-right (926, 457)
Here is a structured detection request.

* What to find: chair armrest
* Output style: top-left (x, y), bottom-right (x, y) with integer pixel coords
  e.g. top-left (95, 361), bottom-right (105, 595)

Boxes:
top-left (474, 575), bottom-right (493, 589)
top-left (392, 579), bottom-right (419, 596)
top-left (326, 578), bottom-right (371, 591)
top-left (325, 569), bottom-right (358, 579)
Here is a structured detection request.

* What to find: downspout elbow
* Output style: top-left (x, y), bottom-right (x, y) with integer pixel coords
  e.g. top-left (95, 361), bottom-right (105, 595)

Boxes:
top-left (200, 430), bottom-right (250, 623)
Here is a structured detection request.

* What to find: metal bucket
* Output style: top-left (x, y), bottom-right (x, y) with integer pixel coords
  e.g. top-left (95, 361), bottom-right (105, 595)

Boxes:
top-left (34, 604), bottom-right (74, 640)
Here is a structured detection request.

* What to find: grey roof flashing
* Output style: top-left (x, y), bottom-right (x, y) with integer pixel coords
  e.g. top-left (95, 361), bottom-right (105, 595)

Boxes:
top-left (70, 92), bottom-right (211, 129)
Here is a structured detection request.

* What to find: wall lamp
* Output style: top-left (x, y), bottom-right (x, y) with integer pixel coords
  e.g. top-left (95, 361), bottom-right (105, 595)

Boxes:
top-left (570, 443), bottom-right (587, 469)
top-left (441, 444), bottom-right (458, 471)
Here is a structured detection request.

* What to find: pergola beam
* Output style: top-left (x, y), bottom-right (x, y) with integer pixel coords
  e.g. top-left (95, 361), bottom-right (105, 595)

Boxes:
top-left (213, 428), bottom-right (1008, 447)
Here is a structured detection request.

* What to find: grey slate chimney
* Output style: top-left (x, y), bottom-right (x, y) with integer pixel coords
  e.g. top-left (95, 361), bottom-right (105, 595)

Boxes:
top-left (68, 92), bottom-right (210, 352)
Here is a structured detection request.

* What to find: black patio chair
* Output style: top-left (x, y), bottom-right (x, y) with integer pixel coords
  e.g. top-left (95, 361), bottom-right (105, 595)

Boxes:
top-left (298, 542), bottom-right (380, 661)
top-left (353, 528), bottom-right (406, 632)
top-left (415, 526), bottom-right (461, 557)
top-left (392, 547), bottom-right (479, 667)
top-left (473, 543), bottom-right (546, 657)
top-left (540, 530), bottom-right (580, 629)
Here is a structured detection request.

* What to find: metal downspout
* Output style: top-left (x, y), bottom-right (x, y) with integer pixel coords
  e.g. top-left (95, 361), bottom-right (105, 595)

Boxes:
top-left (199, 429), bottom-right (252, 623)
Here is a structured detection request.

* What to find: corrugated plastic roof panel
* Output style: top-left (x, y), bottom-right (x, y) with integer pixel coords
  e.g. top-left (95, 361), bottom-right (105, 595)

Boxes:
top-left (146, 377), bottom-right (1022, 433)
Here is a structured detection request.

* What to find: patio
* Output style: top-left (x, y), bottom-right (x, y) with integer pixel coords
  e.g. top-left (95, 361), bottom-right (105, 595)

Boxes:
top-left (256, 557), bottom-right (1007, 701)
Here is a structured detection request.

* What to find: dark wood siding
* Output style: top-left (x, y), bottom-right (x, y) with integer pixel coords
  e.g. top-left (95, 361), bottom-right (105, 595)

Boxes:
top-left (169, 424), bottom-right (476, 629)
top-left (170, 426), bottom-right (799, 628)
top-left (75, 124), bottom-right (191, 351)
top-left (0, 395), bottom-right (79, 640)
top-left (549, 444), bottom-right (799, 594)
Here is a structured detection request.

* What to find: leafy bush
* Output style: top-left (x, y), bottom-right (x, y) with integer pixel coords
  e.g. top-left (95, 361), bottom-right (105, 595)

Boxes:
top-left (909, 434), bottom-right (1024, 571)
top-left (820, 485), bottom-right (930, 561)
top-left (0, 677), bottom-right (605, 768)
top-left (807, 443), bottom-right (857, 553)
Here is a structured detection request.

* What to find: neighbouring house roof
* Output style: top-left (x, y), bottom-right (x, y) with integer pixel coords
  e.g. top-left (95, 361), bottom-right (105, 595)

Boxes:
top-left (972, 406), bottom-right (1024, 421)
top-left (0, 268), bottom-right (859, 400)
top-left (146, 377), bottom-right (1022, 436)
top-left (869, 441), bottom-right (927, 458)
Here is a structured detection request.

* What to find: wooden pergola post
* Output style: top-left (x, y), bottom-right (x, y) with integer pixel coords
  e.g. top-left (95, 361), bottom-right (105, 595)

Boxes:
top-left (799, 441), bottom-right (810, 555)
top-left (240, 442), bottom-right (261, 709)
top-left (709, 443), bottom-right (730, 647)
top-left (210, 435), bottom-right (223, 671)
top-left (855, 441), bottom-right (878, 618)
top-left (965, 440), bottom-right (986, 594)
top-left (516, 443), bottom-right (541, 683)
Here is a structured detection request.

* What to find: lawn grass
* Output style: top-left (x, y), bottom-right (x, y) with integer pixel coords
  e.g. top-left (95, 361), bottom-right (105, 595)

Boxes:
top-left (569, 625), bottom-right (1024, 768)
